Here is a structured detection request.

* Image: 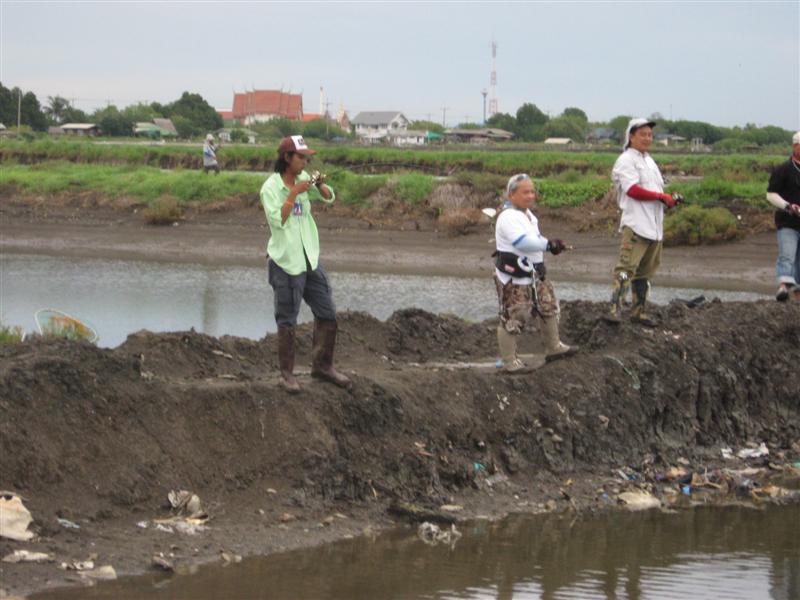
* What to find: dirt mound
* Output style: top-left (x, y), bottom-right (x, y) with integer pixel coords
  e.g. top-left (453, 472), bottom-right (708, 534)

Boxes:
top-left (1, 301), bottom-right (798, 521)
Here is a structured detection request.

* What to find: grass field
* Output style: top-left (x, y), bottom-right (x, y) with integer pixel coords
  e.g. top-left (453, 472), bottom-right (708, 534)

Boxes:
top-left (0, 138), bottom-right (785, 179)
top-left (0, 159), bottom-right (772, 210)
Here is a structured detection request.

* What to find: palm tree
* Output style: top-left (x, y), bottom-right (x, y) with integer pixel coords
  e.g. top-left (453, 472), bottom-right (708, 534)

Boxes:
top-left (44, 95), bottom-right (70, 124)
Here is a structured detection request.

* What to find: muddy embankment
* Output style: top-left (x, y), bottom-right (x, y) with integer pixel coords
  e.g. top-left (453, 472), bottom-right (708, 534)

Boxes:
top-left (1, 301), bottom-right (799, 595)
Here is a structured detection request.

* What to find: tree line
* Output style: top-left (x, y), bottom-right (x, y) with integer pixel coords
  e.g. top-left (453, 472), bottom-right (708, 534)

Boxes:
top-left (0, 83), bottom-right (222, 137)
top-left (483, 103), bottom-right (793, 147)
top-left (0, 82), bottom-right (793, 147)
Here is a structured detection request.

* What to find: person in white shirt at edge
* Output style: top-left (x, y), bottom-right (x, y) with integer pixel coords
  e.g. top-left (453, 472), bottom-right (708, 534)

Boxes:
top-left (493, 174), bottom-right (578, 374)
top-left (203, 133), bottom-right (220, 175)
top-left (604, 118), bottom-right (679, 327)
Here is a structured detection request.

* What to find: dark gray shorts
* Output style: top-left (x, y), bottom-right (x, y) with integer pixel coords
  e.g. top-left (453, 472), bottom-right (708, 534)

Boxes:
top-left (267, 259), bottom-right (337, 327)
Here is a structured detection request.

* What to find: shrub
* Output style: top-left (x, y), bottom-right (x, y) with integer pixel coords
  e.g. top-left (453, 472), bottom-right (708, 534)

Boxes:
top-left (391, 172), bottom-right (435, 205)
top-left (0, 323), bottom-right (24, 344)
top-left (143, 196), bottom-right (183, 225)
top-left (664, 205), bottom-right (741, 245)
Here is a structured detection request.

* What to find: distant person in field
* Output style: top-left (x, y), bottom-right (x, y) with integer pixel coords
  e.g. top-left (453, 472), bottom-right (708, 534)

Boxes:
top-left (766, 131), bottom-right (800, 302)
top-left (493, 173), bottom-right (578, 374)
top-left (604, 118), bottom-right (679, 327)
top-left (260, 135), bottom-right (351, 393)
top-left (203, 133), bottom-right (220, 174)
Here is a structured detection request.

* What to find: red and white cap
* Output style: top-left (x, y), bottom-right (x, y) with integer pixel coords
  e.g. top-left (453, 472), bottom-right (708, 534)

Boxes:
top-left (277, 135), bottom-right (315, 156)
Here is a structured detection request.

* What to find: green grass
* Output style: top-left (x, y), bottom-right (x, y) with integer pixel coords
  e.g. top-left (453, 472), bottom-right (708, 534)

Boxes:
top-left (0, 161), bottom-right (259, 203)
top-left (391, 173), bottom-right (435, 205)
top-left (0, 159), bottom-right (773, 215)
top-left (0, 138), bottom-right (785, 179)
top-left (326, 171), bottom-right (387, 205)
top-left (667, 178), bottom-right (766, 205)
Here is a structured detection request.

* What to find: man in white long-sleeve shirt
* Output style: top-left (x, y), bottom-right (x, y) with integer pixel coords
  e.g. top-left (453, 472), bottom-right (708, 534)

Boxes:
top-left (493, 174), bottom-right (577, 373)
top-left (604, 118), bottom-right (678, 326)
top-left (766, 131), bottom-right (800, 302)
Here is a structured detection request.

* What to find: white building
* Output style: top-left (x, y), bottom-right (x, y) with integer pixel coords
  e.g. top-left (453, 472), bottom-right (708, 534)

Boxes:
top-left (351, 111), bottom-right (410, 142)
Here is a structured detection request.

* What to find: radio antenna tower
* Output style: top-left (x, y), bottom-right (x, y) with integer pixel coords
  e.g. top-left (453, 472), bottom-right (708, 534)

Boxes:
top-left (488, 40), bottom-right (498, 118)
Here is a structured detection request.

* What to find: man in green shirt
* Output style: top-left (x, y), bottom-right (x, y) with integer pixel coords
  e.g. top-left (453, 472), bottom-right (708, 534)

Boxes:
top-left (261, 135), bottom-right (351, 393)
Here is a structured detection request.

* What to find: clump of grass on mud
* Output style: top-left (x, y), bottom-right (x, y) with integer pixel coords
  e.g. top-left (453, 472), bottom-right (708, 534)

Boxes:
top-left (143, 196), bottom-right (183, 225)
top-left (664, 205), bottom-right (742, 245)
top-left (390, 172), bottom-right (435, 205)
top-left (0, 324), bottom-right (24, 344)
top-left (326, 171), bottom-right (387, 205)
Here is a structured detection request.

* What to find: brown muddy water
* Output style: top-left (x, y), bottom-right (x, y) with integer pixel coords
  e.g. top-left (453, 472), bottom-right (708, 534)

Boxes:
top-left (32, 505), bottom-right (799, 600)
top-left (2, 254), bottom-right (769, 348)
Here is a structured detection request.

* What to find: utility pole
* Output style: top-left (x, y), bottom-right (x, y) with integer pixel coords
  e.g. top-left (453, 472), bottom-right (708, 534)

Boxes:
top-left (441, 106), bottom-right (448, 128)
top-left (481, 89), bottom-right (488, 124)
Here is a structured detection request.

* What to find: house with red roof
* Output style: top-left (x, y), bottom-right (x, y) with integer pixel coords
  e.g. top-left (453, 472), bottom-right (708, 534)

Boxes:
top-left (218, 90), bottom-right (304, 125)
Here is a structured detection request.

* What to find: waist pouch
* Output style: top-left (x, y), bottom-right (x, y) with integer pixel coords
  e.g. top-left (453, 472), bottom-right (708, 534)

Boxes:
top-left (493, 251), bottom-right (537, 278)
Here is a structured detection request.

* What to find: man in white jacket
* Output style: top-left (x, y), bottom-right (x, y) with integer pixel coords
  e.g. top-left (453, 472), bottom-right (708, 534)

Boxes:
top-left (604, 118), bottom-right (678, 326)
top-left (766, 131), bottom-right (800, 301)
top-left (493, 174), bottom-right (577, 373)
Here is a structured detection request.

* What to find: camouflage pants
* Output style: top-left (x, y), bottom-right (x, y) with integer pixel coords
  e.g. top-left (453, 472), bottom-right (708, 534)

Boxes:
top-left (495, 276), bottom-right (560, 334)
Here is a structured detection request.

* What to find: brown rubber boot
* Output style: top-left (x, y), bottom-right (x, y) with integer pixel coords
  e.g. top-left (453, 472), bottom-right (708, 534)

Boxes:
top-left (630, 279), bottom-right (657, 327)
top-left (497, 325), bottom-right (543, 374)
top-left (277, 326), bottom-right (301, 393)
top-left (542, 316), bottom-right (578, 362)
top-left (311, 319), bottom-right (352, 389)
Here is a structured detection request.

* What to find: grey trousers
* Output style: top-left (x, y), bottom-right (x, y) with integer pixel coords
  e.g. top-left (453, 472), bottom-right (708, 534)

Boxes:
top-left (268, 259), bottom-right (337, 327)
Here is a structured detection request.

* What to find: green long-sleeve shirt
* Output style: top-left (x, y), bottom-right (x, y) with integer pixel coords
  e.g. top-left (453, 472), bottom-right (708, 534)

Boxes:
top-left (260, 171), bottom-right (336, 275)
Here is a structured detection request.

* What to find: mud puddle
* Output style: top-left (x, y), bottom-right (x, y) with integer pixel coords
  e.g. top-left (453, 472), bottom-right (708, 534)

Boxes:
top-left (2, 253), bottom-right (769, 347)
top-left (30, 505), bottom-right (800, 600)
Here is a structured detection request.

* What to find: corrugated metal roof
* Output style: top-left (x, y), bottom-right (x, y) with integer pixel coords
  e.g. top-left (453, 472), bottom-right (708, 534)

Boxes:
top-left (352, 112), bottom-right (405, 126)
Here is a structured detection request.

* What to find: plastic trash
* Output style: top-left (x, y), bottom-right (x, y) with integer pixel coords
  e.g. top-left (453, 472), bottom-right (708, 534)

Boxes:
top-left (167, 490), bottom-right (205, 518)
top-left (473, 462), bottom-right (485, 472)
top-left (737, 443), bottom-right (769, 459)
top-left (617, 490), bottom-right (660, 511)
top-left (57, 517), bottom-right (80, 530)
top-left (418, 522), bottom-right (462, 546)
top-left (3, 550), bottom-right (53, 563)
top-left (0, 493), bottom-right (34, 541)
top-left (682, 485), bottom-right (692, 495)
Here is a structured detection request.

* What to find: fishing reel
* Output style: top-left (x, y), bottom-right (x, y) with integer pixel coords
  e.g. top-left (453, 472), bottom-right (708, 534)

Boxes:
top-left (309, 170), bottom-right (326, 187)
top-left (673, 193), bottom-right (685, 205)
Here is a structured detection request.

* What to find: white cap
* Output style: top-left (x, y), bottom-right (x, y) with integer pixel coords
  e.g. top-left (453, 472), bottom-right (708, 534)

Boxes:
top-left (793, 131), bottom-right (800, 145)
top-left (624, 117), bottom-right (656, 149)
top-left (206, 134), bottom-right (214, 142)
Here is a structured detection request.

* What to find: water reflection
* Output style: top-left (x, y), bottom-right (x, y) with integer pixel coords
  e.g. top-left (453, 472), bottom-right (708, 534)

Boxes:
top-left (2, 253), bottom-right (769, 348)
top-left (33, 506), bottom-right (799, 600)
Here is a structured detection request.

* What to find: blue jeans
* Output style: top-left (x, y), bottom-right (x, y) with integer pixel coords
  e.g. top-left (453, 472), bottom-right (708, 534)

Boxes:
top-left (776, 228), bottom-right (800, 285)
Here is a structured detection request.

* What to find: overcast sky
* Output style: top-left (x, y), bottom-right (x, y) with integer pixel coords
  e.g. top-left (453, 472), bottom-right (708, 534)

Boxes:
top-left (1, 1), bottom-right (798, 129)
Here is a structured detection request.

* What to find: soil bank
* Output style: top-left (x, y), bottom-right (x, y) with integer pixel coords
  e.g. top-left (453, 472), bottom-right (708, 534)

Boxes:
top-left (1, 301), bottom-right (799, 597)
